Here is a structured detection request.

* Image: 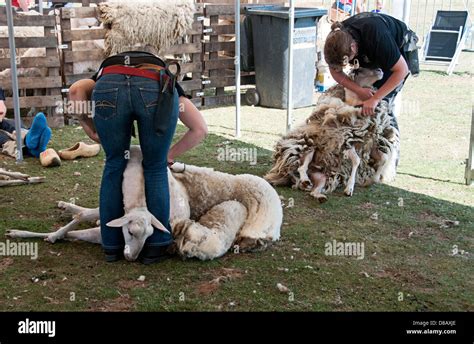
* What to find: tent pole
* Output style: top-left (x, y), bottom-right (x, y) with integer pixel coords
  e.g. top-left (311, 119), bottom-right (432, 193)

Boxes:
top-left (286, 0), bottom-right (295, 133)
top-left (6, 0), bottom-right (23, 163)
top-left (235, 0), bottom-right (241, 137)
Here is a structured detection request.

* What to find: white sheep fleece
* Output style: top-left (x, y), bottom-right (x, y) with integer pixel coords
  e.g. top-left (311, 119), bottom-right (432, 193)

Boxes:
top-left (99, 0), bottom-right (195, 56)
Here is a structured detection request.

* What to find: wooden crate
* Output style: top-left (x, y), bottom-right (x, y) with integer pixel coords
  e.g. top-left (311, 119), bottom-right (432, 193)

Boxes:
top-left (59, 2), bottom-right (205, 109)
top-left (0, 7), bottom-right (63, 126)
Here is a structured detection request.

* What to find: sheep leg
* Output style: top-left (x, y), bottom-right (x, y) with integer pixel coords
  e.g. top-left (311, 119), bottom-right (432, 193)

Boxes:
top-left (297, 149), bottom-right (315, 191)
top-left (6, 227), bottom-right (101, 244)
top-left (46, 204), bottom-right (100, 243)
top-left (5, 229), bottom-right (50, 240)
top-left (57, 201), bottom-right (97, 215)
top-left (343, 147), bottom-right (360, 196)
top-left (64, 227), bottom-right (101, 244)
top-left (309, 172), bottom-right (327, 203)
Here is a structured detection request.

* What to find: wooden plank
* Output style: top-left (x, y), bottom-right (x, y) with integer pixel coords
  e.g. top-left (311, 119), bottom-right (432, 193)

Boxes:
top-left (190, 97), bottom-right (203, 109)
top-left (204, 58), bottom-right (234, 70)
top-left (180, 62), bottom-right (203, 74)
top-left (0, 11), bottom-right (56, 26)
top-left (0, 76), bottom-right (62, 89)
top-left (5, 95), bottom-right (63, 108)
top-left (0, 37), bottom-right (57, 49)
top-left (203, 75), bottom-right (254, 88)
top-left (65, 73), bottom-right (95, 86)
top-left (0, 56), bottom-right (60, 69)
top-left (188, 22), bottom-right (204, 36)
top-left (61, 7), bottom-right (99, 19)
top-left (62, 29), bottom-right (107, 42)
top-left (203, 94), bottom-right (236, 108)
top-left (180, 79), bottom-right (203, 93)
top-left (162, 42), bottom-right (202, 55)
top-left (64, 49), bottom-right (104, 63)
top-left (204, 41), bottom-right (235, 53)
top-left (204, 5), bottom-right (238, 16)
top-left (208, 24), bottom-right (235, 36)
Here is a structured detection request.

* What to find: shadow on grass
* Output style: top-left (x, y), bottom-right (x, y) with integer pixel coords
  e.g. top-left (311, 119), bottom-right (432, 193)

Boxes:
top-left (0, 127), bottom-right (472, 311)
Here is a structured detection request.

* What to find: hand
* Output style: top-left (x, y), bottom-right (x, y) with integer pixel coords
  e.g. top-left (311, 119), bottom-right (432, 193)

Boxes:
top-left (356, 87), bottom-right (374, 101)
top-left (362, 96), bottom-right (380, 116)
top-left (0, 100), bottom-right (6, 121)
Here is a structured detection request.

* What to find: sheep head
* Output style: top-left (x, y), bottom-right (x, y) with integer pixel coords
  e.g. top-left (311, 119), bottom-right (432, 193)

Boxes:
top-left (107, 208), bottom-right (170, 261)
top-left (349, 67), bottom-right (384, 88)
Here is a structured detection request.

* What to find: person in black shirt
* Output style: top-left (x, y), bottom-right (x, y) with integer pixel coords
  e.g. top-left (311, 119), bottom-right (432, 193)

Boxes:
top-left (324, 12), bottom-right (418, 117)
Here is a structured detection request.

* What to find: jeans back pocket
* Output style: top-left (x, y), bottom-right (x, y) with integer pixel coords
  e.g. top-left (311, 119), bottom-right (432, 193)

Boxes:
top-left (92, 88), bottom-right (119, 120)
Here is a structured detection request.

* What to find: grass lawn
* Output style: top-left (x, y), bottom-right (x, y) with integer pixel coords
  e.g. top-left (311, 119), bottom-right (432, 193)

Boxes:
top-left (0, 55), bottom-right (472, 311)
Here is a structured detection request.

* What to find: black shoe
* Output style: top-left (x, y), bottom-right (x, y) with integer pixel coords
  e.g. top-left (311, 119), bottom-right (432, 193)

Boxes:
top-left (139, 244), bottom-right (174, 265)
top-left (104, 249), bottom-right (124, 263)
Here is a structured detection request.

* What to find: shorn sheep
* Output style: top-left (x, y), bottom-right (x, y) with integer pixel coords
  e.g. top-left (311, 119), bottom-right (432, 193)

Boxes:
top-left (265, 67), bottom-right (400, 202)
top-left (7, 146), bottom-right (282, 261)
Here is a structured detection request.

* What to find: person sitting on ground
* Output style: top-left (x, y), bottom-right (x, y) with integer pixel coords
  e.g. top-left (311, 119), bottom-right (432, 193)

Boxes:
top-left (0, 87), bottom-right (52, 159)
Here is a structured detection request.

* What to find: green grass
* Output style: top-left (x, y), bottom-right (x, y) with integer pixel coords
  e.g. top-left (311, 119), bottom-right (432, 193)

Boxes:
top-left (0, 54), bottom-right (473, 311)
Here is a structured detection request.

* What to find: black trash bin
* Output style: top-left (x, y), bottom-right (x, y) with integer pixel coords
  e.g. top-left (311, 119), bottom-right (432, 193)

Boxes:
top-left (245, 6), bottom-right (327, 109)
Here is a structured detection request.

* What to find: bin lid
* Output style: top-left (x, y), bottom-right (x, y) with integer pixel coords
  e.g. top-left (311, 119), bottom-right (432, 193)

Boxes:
top-left (245, 6), bottom-right (327, 19)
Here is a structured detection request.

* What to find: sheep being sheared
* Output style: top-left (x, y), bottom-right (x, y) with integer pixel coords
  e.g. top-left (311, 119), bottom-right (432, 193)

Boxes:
top-left (7, 146), bottom-right (282, 261)
top-left (265, 67), bottom-right (400, 202)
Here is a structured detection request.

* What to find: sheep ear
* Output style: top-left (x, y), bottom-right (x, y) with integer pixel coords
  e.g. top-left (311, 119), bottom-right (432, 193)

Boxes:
top-left (107, 216), bottom-right (130, 228)
top-left (150, 215), bottom-right (170, 234)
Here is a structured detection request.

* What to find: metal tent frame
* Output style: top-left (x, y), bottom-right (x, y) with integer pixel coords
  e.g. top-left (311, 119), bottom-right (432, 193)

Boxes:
top-left (5, 0), bottom-right (23, 163)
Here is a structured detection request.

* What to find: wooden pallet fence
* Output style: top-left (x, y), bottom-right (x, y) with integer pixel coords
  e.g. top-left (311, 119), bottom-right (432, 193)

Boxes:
top-left (59, 3), bottom-right (205, 109)
top-left (0, 7), bottom-right (63, 126)
top-left (201, 3), bottom-right (259, 108)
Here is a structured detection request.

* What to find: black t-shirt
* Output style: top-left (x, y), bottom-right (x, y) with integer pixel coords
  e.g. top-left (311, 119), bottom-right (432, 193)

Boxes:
top-left (342, 13), bottom-right (408, 72)
top-left (91, 51), bottom-right (187, 98)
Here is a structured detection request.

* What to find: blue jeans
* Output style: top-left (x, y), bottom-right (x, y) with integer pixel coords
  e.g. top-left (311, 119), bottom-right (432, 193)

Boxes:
top-left (92, 74), bottom-right (179, 251)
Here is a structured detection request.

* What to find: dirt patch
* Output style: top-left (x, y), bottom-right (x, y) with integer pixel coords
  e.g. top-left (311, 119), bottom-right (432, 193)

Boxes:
top-left (417, 211), bottom-right (460, 229)
top-left (117, 280), bottom-right (147, 290)
top-left (196, 268), bottom-right (244, 295)
top-left (374, 267), bottom-right (435, 289)
top-left (358, 202), bottom-right (377, 210)
top-left (0, 257), bottom-right (13, 272)
top-left (88, 293), bottom-right (135, 312)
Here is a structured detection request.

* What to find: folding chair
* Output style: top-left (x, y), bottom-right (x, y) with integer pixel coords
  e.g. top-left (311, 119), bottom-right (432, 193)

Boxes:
top-left (421, 10), bottom-right (469, 75)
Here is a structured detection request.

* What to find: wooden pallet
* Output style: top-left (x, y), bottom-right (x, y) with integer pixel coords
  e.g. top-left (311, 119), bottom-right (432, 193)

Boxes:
top-left (58, 2), bottom-right (205, 109)
top-left (0, 7), bottom-right (63, 126)
top-left (201, 4), bottom-right (268, 108)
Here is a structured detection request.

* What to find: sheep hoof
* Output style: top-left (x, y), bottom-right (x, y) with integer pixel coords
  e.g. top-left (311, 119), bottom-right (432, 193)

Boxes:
top-left (344, 187), bottom-right (354, 197)
top-left (45, 234), bottom-right (59, 244)
top-left (317, 195), bottom-right (328, 203)
top-left (300, 180), bottom-right (313, 191)
top-left (5, 230), bottom-right (15, 238)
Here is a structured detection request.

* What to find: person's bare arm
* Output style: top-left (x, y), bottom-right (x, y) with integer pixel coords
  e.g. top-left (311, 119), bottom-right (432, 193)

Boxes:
top-left (168, 97), bottom-right (208, 163)
top-left (330, 67), bottom-right (374, 100)
top-left (362, 56), bottom-right (409, 116)
top-left (69, 79), bottom-right (100, 143)
top-left (0, 100), bottom-right (6, 122)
